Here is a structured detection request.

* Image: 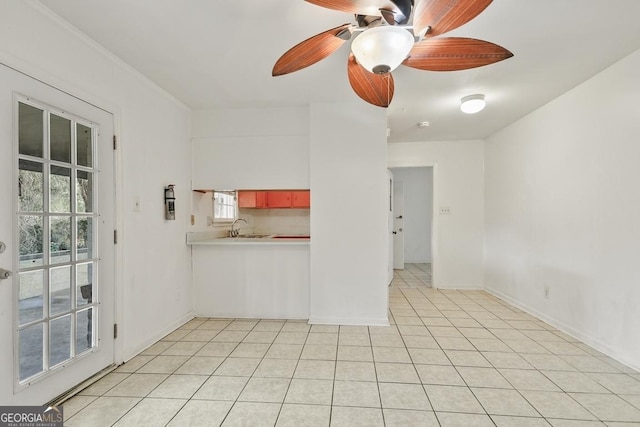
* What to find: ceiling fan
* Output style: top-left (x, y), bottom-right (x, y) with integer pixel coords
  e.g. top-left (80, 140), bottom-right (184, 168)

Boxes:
top-left (272, 0), bottom-right (513, 108)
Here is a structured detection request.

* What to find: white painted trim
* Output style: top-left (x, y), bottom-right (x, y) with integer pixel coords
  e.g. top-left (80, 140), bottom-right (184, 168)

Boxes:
top-left (112, 116), bottom-right (124, 366)
top-left (308, 317), bottom-right (390, 326)
top-left (122, 312), bottom-right (194, 362)
top-left (435, 285), bottom-right (484, 290)
top-left (431, 164), bottom-right (439, 288)
top-left (194, 313), bottom-right (309, 320)
top-left (25, 0), bottom-right (189, 112)
top-left (485, 286), bottom-right (640, 373)
top-left (0, 54), bottom-right (119, 121)
top-left (387, 160), bottom-right (439, 287)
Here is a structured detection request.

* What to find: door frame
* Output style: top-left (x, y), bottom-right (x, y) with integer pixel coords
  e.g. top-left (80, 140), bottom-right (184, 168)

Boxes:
top-left (392, 180), bottom-right (405, 270)
top-left (387, 161), bottom-right (439, 287)
top-left (1, 59), bottom-right (125, 400)
top-left (386, 170), bottom-right (394, 285)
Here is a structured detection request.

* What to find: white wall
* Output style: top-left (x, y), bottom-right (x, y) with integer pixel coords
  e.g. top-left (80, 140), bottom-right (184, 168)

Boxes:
top-left (388, 141), bottom-right (484, 288)
top-left (484, 49), bottom-right (640, 370)
top-left (192, 136), bottom-right (309, 190)
top-left (192, 104), bottom-right (389, 325)
top-left (191, 107), bottom-right (309, 138)
top-left (309, 102), bottom-right (389, 325)
top-left (390, 167), bottom-right (433, 263)
top-left (191, 107), bottom-right (309, 190)
top-left (0, 1), bottom-right (193, 403)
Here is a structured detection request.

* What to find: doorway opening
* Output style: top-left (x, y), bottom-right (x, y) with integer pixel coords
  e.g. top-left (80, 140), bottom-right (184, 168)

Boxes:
top-left (1, 63), bottom-right (116, 404)
top-left (389, 167), bottom-right (434, 289)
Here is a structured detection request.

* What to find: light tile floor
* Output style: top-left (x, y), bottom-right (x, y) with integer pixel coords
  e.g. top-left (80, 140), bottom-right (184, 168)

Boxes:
top-left (63, 263), bottom-right (640, 426)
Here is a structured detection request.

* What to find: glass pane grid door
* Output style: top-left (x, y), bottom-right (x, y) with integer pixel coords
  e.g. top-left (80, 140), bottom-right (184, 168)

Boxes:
top-left (16, 98), bottom-right (99, 385)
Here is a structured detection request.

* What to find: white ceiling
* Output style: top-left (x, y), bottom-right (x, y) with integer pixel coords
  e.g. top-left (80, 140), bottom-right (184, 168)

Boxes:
top-left (38, 0), bottom-right (640, 142)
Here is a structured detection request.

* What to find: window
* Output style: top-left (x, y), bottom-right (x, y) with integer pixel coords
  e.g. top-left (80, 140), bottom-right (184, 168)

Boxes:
top-left (212, 190), bottom-right (237, 223)
top-left (16, 100), bottom-right (99, 382)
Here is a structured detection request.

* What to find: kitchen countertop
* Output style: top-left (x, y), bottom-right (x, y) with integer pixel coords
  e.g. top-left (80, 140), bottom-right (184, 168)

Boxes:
top-left (187, 232), bottom-right (310, 246)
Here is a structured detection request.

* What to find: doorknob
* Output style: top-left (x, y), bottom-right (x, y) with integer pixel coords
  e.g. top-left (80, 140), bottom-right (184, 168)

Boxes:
top-left (392, 231), bottom-right (397, 235)
top-left (396, 215), bottom-right (403, 219)
top-left (0, 268), bottom-right (11, 280)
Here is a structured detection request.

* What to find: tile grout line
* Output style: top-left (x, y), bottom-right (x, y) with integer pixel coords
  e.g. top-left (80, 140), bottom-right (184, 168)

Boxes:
top-left (64, 270), bottom-right (640, 427)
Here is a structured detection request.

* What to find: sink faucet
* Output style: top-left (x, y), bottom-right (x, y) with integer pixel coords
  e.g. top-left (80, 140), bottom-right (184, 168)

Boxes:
top-left (229, 218), bottom-right (248, 237)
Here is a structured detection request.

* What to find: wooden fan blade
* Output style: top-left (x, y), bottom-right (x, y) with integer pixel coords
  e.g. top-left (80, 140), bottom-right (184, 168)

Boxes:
top-left (273, 24), bottom-right (350, 76)
top-left (305, 0), bottom-right (400, 16)
top-left (347, 54), bottom-right (395, 108)
top-left (413, 0), bottom-right (493, 37)
top-left (403, 37), bottom-right (513, 71)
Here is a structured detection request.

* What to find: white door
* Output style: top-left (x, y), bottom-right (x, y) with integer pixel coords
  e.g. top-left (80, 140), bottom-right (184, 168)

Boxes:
top-left (0, 63), bottom-right (115, 405)
top-left (387, 170), bottom-right (394, 285)
top-left (393, 181), bottom-right (405, 269)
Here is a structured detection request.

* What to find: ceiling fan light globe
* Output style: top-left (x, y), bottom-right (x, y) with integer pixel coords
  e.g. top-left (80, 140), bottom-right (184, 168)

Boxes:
top-left (460, 94), bottom-right (486, 114)
top-left (351, 26), bottom-right (414, 74)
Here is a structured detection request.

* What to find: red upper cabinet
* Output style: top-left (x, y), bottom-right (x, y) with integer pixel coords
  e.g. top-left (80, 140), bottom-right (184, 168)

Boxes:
top-left (237, 191), bottom-right (266, 208)
top-left (291, 191), bottom-right (310, 208)
top-left (266, 191), bottom-right (292, 208)
top-left (237, 191), bottom-right (255, 208)
top-left (237, 190), bottom-right (310, 209)
top-left (256, 191), bottom-right (266, 207)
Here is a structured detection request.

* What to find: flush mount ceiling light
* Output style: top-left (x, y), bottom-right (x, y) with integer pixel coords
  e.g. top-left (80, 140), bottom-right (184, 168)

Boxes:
top-left (460, 94), bottom-right (486, 114)
top-left (350, 26), bottom-right (415, 74)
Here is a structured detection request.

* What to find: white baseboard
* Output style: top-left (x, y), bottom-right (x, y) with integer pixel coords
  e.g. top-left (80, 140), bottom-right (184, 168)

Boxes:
top-left (308, 316), bottom-right (390, 326)
top-left (194, 312), bottom-right (309, 320)
top-left (484, 287), bottom-right (640, 373)
top-left (122, 311), bottom-right (195, 362)
top-left (434, 284), bottom-right (484, 290)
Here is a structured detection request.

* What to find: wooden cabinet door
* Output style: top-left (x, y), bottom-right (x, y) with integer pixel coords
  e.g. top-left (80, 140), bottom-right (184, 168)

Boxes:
top-left (255, 191), bottom-right (267, 208)
top-left (292, 190), bottom-right (310, 208)
top-left (238, 191), bottom-right (267, 208)
top-left (238, 190), bottom-right (308, 208)
top-left (267, 191), bottom-right (292, 208)
top-left (237, 190), bottom-right (257, 208)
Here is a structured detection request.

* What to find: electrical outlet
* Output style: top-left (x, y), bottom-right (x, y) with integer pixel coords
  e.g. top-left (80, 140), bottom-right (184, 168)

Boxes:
top-left (439, 206), bottom-right (451, 215)
top-left (544, 284), bottom-right (550, 299)
top-left (133, 196), bottom-right (141, 212)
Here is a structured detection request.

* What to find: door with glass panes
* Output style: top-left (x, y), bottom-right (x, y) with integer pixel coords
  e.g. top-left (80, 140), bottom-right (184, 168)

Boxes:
top-left (0, 63), bottom-right (115, 405)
